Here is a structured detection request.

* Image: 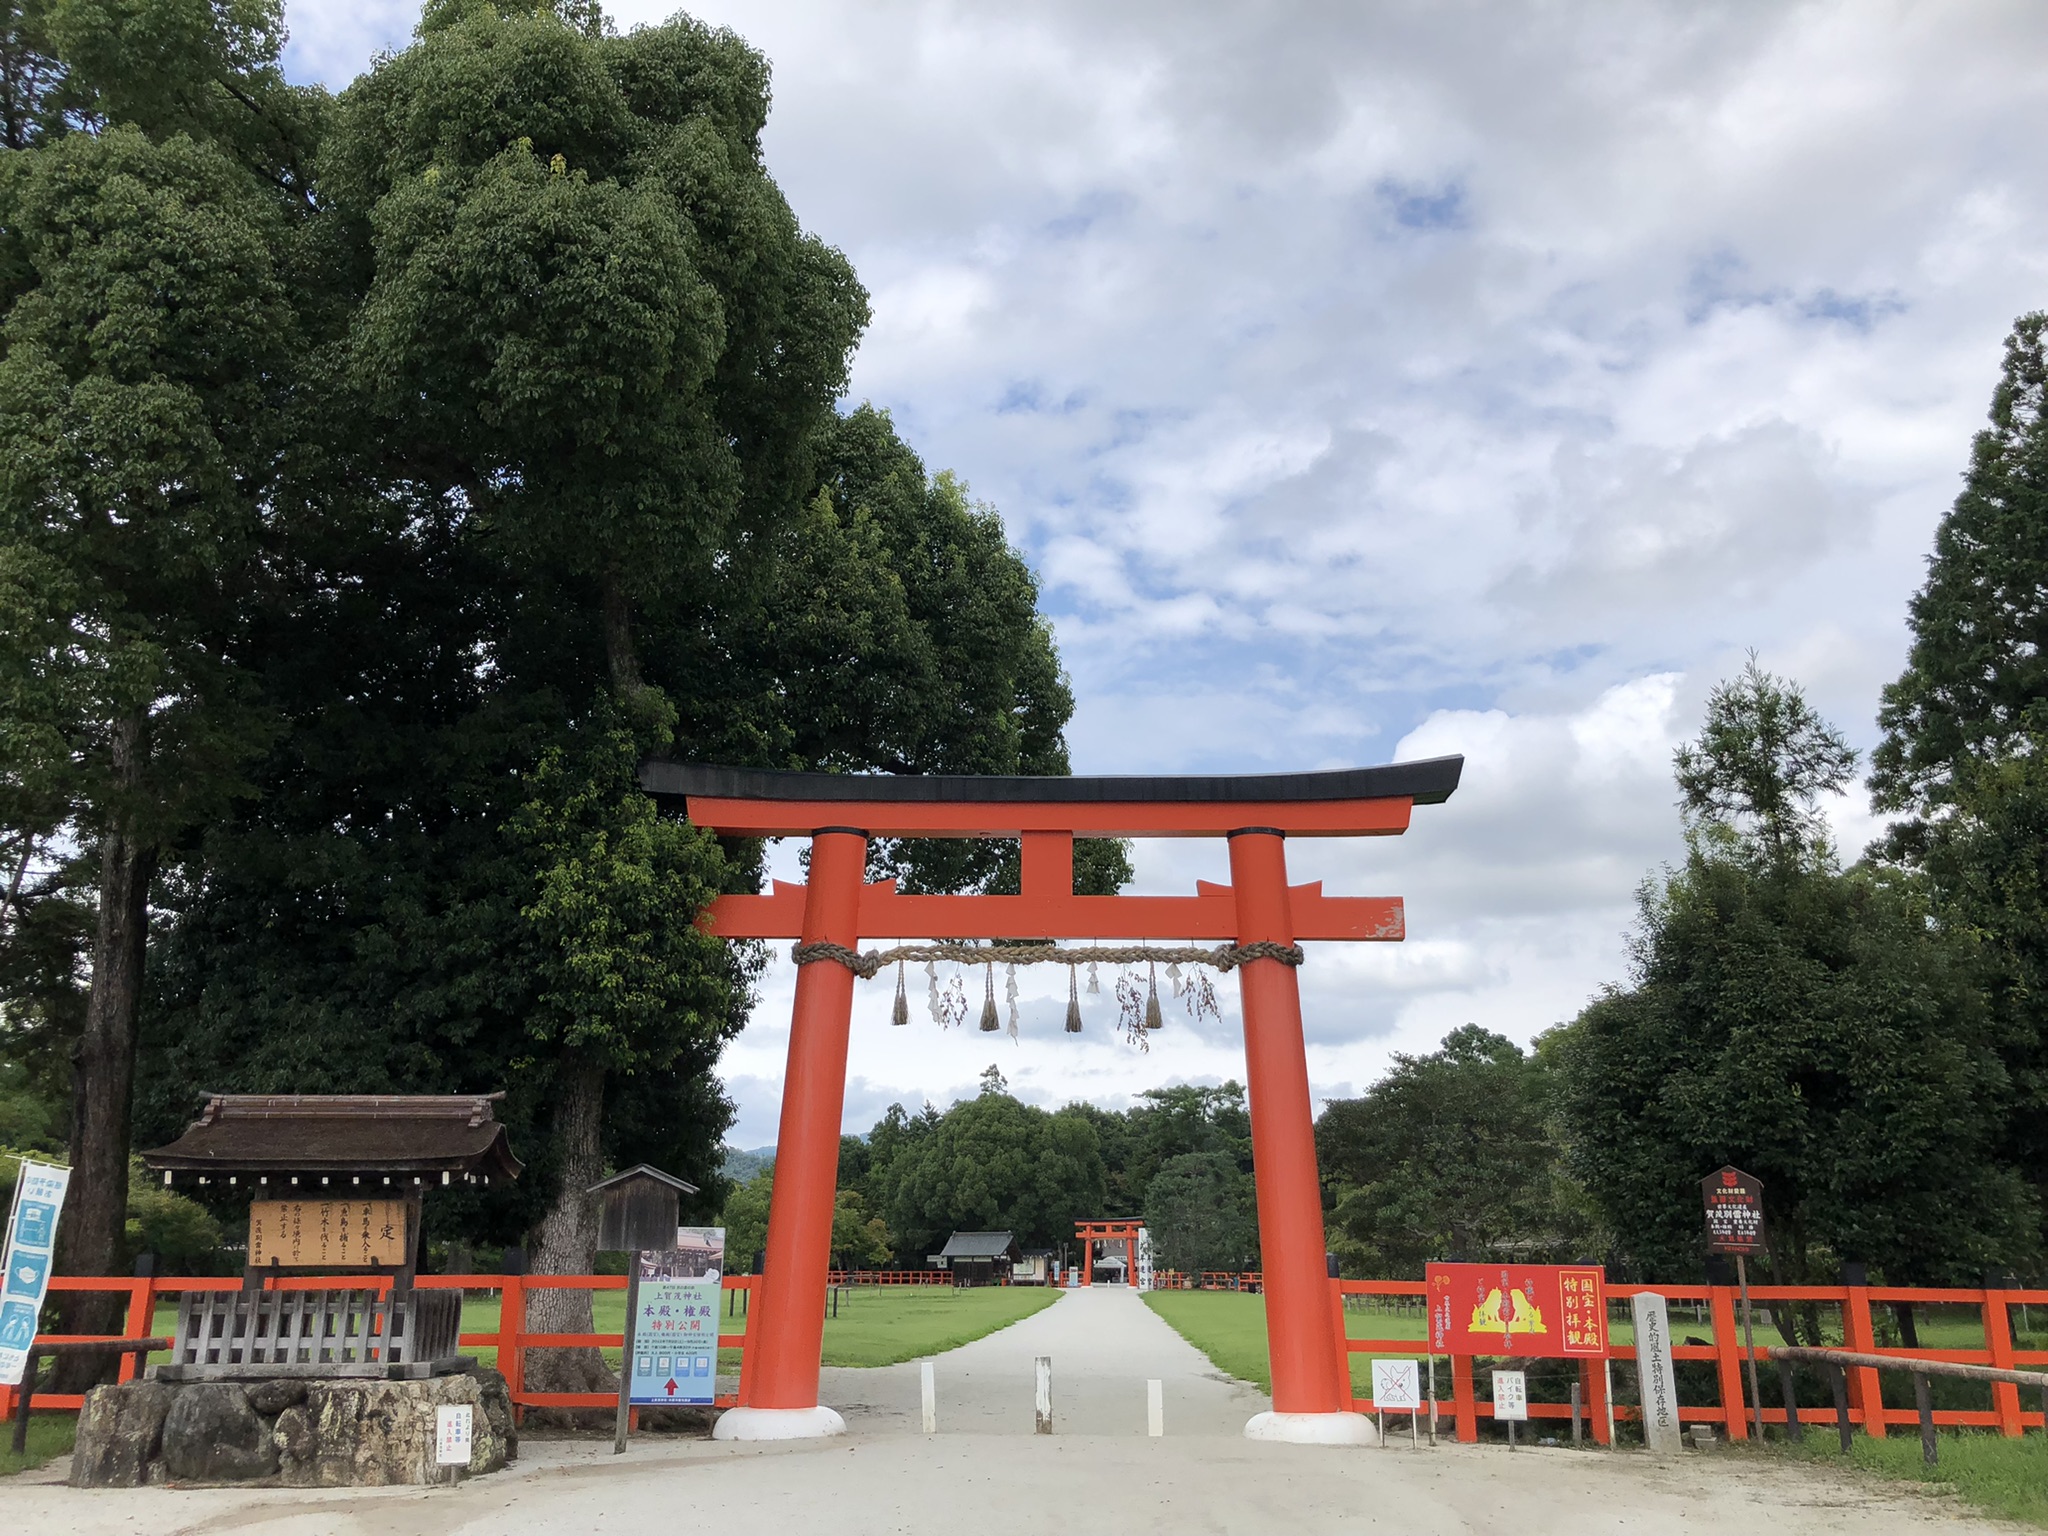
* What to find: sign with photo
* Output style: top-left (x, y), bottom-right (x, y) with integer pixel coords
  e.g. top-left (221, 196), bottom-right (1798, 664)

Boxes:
top-left (1, 1158), bottom-right (70, 1387)
top-left (1427, 1262), bottom-right (1608, 1357)
top-left (628, 1226), bottom-right (725, 1408)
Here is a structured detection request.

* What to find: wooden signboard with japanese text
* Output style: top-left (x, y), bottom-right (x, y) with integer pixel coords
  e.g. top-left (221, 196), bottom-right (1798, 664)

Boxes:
top-left (1427, 1263), bottom-right (1608, 1357)
top-left (248, 1199), bottom-right (408, 1269)
top-left (1701, 1167), bottom-right (1766, 1255)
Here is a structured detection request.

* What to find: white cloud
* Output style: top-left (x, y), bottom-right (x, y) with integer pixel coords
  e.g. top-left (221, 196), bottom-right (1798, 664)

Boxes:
top-left (280, 0), bottom-right (2048, 1142)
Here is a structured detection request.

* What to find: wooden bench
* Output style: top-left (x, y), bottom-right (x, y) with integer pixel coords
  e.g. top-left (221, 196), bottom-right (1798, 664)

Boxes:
top-left (155, 1288), bottom-right (464, 1382)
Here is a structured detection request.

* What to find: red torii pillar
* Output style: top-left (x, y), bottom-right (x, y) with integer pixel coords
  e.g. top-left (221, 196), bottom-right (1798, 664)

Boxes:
top-left (640, 757), bottom-right (1463, 1444)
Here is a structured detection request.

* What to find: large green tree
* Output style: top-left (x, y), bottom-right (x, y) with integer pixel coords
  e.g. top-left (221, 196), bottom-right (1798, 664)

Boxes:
top-left (0, 0), bottom-right (1118, 1412)
top-left (1317, 1025), bottom-right (1589, 1277)
top-left (1873, 312), bottom-right (2048, 1218)
top-left (1143, 1150), bottom-right (1256, 1276)
top-left (866, 1069), bottom-right (1107, 1256)
top-left (1553, 665), bottom-right (2034, 1307)
top-left (0, 104), bottom-right (308, 1330)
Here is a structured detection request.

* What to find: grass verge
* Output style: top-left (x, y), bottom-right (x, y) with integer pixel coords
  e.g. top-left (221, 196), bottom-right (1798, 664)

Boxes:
top-left (821, 1285), bottom-right (1061, 1367)
top-left (1780, 1430), bottom-right (2048, 1527)
top-left (1145, 1291), bottom-right (1273, 1390)
top-left (0, 1412), bottom-right (75, 1477)
top-left (1147, 1290), bottom-right (1451, 1399)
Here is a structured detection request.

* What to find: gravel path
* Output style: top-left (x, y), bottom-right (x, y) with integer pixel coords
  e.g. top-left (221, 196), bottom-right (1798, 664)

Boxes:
top-left (820, 1282), bottom-right (1266, 1435)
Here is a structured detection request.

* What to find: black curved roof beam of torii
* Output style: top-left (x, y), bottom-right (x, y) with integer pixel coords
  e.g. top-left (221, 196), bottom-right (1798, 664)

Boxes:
top-left (634, 757), bottom-right (1464, 944)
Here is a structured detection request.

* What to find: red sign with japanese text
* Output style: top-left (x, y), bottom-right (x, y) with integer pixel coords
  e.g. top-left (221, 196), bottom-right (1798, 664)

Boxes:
top-left (1427, 1263), bottom-right (1608, 1357)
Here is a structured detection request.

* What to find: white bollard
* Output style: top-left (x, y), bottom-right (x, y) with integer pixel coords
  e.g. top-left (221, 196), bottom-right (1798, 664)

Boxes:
top-left (921, 1361), bottom-right (936, 1434)
top-left (1147, 1379), bottom-right (1164, 1437)
top-left (1035, 1355), bottom-right (1053, 1434)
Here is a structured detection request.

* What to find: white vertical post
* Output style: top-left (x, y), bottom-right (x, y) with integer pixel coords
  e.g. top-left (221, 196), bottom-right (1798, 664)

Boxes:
top-left (1630, 1292), bottom-right (1683, 1454)
top-left (920, 1361), bottom-right (936, 1434)
top-left (1035, 1356), bottom-right (1054, 1434)
top-left (1147, 1378), bottom-right (1164, 1437)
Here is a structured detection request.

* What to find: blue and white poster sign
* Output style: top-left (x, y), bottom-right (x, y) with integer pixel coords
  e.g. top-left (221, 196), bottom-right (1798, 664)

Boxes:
top-left (628, 1226), bottom-right (724, 1408)
top-left (1, 1159), bottom-right (70, 1387)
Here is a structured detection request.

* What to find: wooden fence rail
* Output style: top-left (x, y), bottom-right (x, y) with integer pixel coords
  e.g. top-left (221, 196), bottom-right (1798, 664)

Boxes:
top-left (1334, 1278), bottom-right (2048, 1445)
top-left (17, 1273), bottom-right (2048, 1444)
top-left (0, 1273), bottom-right (757, 1424)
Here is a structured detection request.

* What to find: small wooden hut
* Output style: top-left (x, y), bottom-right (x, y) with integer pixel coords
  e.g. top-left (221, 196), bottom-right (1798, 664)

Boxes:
top-left (938, 1231), bottom-right (1020, 1288)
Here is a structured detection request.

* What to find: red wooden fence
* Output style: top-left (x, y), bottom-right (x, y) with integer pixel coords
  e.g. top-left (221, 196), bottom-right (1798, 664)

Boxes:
top-left (0, 1273), bottom-right (755, 1424)
top-left (15, 1274), bottom-right (2048, 1442)
top-left (1335, 1278), bottom-right (2048, 1443)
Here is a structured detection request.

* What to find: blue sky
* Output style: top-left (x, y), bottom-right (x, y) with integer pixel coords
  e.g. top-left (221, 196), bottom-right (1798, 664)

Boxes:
top-left (285, 1), bottom-right (2048, 1144)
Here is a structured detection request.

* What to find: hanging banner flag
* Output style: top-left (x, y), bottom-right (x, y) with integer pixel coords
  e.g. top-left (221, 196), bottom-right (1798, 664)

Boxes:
top-left (1, 1158), bottom-right (71, 1387)
top-left (1427, 1262), bottom-right (1608, 1357)
top-left (628, 1226), bottom-right (725, 1408)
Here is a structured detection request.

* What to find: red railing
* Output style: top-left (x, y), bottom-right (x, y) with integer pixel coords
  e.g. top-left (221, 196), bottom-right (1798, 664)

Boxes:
top-left (825, 1270), bottom-right (950, 1285)
top-left (0, 1273), bottom-right (754, 1424)
top-left (1332, 1279), bottom-right (2048, 1443)
top-left (21, 1273), bottom-right (2047, 1443)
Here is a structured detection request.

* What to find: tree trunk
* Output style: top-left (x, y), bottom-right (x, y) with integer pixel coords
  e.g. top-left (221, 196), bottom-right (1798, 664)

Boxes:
top-left (521, 1058), bottom-right (615, 1411)
top-left (53, 712), bottom-right (155, 1392)
top-left (1892, 1302), bottom-right (1920, 1350)
top-left (601, 563), bottom-right (641, 696)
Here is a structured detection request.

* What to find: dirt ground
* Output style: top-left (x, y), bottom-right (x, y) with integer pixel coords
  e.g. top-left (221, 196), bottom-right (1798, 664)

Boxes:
top-left (5, 1287), bottom-right (2008, 1535)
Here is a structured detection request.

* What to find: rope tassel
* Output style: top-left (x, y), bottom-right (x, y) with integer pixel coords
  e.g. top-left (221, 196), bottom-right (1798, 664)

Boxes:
top-left (1144, 963), bottom-right (1164, 1031)
top-left (892, 961), bottom-right (910, 1026)
top-left (979, 964), bottom-right (1001, 1032)
top-left (1066, 966), bottom-right (1084, 1033)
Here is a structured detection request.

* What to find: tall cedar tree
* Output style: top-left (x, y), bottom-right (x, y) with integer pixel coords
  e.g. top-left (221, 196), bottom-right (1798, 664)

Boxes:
top-left (1553, 666), bottom-right (2033, 1313)
top-left (1873, 313), bottom-right (2048, 1221)
top-left (0, 0), bottom-right (318, 1372)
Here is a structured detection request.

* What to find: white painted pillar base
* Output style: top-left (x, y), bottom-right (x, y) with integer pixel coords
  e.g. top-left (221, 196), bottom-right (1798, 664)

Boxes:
top-left (712, 1406), bottom-right (848, 1441)
top-left (1243, 1411), bottom-right (1379, 1445)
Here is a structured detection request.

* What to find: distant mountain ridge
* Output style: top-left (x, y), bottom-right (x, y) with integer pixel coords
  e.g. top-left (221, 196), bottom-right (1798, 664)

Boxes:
top-left (722, 1145), bottom-right (774, 1184)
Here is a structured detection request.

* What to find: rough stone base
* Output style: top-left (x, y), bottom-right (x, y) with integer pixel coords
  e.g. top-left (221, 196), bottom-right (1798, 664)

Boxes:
top-left (70, 1369), bottom-right (517, 1488)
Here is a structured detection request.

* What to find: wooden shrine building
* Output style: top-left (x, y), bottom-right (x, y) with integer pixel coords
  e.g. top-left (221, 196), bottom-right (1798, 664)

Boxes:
top-left (142, 1093), bottom-right (523, 1379)
top-left (938, 1231), bottom-right (1020, 1287)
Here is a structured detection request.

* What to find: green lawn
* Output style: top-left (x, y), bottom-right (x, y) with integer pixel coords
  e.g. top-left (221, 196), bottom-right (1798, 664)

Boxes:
top-left (1146, 1291), bottom-right (1275, 1390)
top-left (1781, 1431), bottom-right (2048, 1528)
top-left (819, 1285), bottom-right (1061, 1366)
top-left (1149, 1290), bottom-right (1428, 1395)
top-left (446, 1283), bottom-right (1056, 1372)
top-left (0, 1412), bottom-right (75, 1478)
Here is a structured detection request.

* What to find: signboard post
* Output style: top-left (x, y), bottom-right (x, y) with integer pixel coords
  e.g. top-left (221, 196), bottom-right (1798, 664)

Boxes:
top-left (1428, 1263), bottom-right (1607, 1447)
top-left (1427, 1263), bottom-right (1608, 1358)
top-left (1, 1159), bottom-right (69, 1389)
top-left (1492, 1370), bottom-right (1527, 1449)
top-left (1703, 1166), bottom-right (1767, 1443)
top-left (1628, 1291), bottom-right (1683, 1453)
top-left (1371, 1358), bottom-right (1422, 1447)
top-left (435, 1402), bottom-right (473, 1481)
top-left (627, 1227), bottom-right (725, 1424)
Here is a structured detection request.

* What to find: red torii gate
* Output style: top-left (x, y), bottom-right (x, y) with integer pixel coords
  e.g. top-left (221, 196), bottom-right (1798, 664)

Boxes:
top-left (639, 757), bottom-right (1463, 1444)
top-left (1074, 1219), bottom-right (1143, 1286)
